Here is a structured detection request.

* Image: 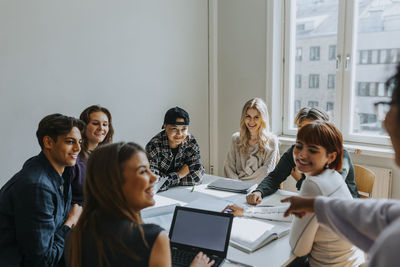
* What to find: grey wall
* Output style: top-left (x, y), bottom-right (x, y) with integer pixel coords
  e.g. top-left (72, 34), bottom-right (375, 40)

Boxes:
top-left (217, 0), bottom-right (269, 176)
top-left (0, 0), bottom-right (209, 186)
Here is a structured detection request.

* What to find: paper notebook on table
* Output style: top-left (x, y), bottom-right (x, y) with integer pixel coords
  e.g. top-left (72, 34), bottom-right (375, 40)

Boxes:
top-left (230, 217), bottom-right (290, 253)
top-left (207, 178), bottom-right (257, 194)
top-left (141, 195), bottom-right (185, 218)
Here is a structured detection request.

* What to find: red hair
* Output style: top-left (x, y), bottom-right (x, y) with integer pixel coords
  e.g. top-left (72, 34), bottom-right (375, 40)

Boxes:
top-left (296, 121), bottom-right (343, 171)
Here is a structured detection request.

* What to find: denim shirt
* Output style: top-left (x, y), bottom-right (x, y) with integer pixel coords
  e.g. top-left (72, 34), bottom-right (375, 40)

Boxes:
top-left (0, 152), bottom-right (71, 267)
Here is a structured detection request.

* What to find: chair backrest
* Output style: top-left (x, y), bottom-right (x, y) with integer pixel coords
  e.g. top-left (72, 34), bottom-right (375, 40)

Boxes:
top-left (354, 164), bottom-right (376, 198)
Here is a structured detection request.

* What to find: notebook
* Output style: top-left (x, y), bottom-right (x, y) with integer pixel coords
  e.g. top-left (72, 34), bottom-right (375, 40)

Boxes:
top-left (230, 217), bottom-right (290, 253)
top-left (207, 178), bottom-right (257, 194)
top-left (169, 206), bottom-right (234, 267)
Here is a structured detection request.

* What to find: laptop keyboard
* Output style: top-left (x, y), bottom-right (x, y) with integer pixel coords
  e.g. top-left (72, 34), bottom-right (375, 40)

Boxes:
top-left (171, 248), bottom-right (224, 266)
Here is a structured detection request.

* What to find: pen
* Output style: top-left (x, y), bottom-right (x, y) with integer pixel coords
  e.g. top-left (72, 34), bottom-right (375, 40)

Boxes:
top-left (191, 185), bottom-right (195, 192)
top-left (226, 258), bottom-right (254, 267)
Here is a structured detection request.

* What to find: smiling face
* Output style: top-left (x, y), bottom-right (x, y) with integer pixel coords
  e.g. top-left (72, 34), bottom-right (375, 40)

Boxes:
top-left (293, 140), bottom-right (337, 176)
top-left (85, 111), bottom-right (109, 150)
top-left (44, 126), bottom-right (82, 175)
top-left (244, 108), bottom-right (262, 135)
top-left (121, 151), bottom-right (158, 212)
top-left (164, 118), bottom-right (188, 148)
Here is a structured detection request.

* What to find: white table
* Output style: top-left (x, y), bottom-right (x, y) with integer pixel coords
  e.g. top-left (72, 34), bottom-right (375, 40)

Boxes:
top-left (144, 174), bottom-right (295, 267)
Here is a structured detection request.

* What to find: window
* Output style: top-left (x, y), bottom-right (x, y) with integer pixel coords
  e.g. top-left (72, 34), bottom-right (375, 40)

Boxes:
top-left (357, 82), bottom-right (367, 96)
top-left (359, 50), bottom-right (369, 64)
top-left (310, 46), bottom-right (320, 61)
top-left (326, 102), bottom-right (334, 111)
top-left (378, 83), bottom-right (385, 97)
top-left (327, 74), bottom-right (335, 89)
top-left (390, 49), bottom-right (399, 64)
top-left (295, 100), bottom-right (301, 113)
top-left (371, 50), bottom-right (378, 64)
top-left (296, 47), bottom-right (302, 61)
top-left (308, 101), bottom-right (318, 107)
top-left (283, 0), bottom-right (400, 145)
top-left (380, 49), bottom-right (388, 64)
top-left (295, 74), bottom-right (302, 88)
top-left (329, 45), bottom-right (336, 60)
top-left (297, 24), bottom-right (305, 32)
top-left (309, 74), bottom-right (319, 88)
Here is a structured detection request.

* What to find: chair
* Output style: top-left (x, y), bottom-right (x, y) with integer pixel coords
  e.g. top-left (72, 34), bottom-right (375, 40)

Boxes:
top-left (354, 164), bottom-right (376, 198)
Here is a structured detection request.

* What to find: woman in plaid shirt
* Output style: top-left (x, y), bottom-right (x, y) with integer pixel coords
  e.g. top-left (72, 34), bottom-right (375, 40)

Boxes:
top-left (146, 107), bottom-right (204, 191)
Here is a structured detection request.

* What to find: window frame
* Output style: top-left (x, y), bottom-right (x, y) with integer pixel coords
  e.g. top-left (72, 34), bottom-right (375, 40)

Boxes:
top-left (282, 0), bottom-right (391, 146)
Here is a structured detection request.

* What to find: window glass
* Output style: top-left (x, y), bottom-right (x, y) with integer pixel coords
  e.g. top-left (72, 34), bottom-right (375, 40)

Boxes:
top-left (309, 74), bottom-right (320, 88)
top-left (308, 101), bottom-right (319, 107)
top-left (291, 0), bottom-right (338, 125)
top-left (296, 47), bottom-right (302, 61)
top-left (328, 74), bottom-right (335, 89)
top-left (352, 0), bottom-right (400, 136)
top-left (295, 74), bottom-right (302, 88)
top-left (310, 46), bottom-right (320, 60)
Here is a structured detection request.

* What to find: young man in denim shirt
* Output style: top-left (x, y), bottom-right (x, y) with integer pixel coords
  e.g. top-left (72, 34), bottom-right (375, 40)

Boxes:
top-left (0, 114), bottom-right (84, 267)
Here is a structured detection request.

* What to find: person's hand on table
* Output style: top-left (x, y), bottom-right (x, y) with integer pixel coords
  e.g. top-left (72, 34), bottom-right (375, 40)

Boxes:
top-left (177, 164), bottom-right (190, 179)
top-left (246, 191), bottom-right (262, 205)
top-left (290, 166), bottom-right (303, 181)
top-left (281, 196), bottom-right (315, 219)
top-left (190, 251), bottom-right (215, 267)
top-left (222, 204), bottom-right (244, 217)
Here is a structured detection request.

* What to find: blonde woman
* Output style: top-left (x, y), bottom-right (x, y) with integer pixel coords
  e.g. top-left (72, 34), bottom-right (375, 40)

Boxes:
top-left (223, 98), bottom-right (279, 184)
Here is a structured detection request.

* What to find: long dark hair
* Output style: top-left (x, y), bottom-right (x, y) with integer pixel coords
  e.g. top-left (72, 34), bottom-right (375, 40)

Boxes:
top-left (80, 105), bottom-right (114, 158)
top-left (67, 142), bottom-right (148, 267)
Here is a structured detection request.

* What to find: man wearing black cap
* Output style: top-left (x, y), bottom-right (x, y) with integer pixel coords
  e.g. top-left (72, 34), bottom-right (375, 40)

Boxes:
top-left (145, 107), bottom-right (204, 191)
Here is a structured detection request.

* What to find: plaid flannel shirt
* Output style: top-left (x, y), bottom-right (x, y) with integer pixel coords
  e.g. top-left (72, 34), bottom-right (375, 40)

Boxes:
top-left (145, 130), bottom-right (204, 191)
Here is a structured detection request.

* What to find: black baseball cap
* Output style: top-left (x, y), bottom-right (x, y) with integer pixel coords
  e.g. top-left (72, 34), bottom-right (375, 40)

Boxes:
top-left (162, 107), bottom-right (190, 128)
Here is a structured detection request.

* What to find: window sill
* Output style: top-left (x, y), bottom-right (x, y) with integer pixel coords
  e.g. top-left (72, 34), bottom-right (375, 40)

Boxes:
top-left (278, 135), bottom-right (394, 159)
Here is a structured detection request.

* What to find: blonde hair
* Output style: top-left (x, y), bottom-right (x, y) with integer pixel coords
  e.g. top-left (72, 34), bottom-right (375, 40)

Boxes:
top-left (239, 98), bottom-right (271, 156)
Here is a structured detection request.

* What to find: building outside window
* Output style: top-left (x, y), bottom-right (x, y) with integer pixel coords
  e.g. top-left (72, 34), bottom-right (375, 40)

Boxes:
top-left (328, 74), bottom-right (335, 89)
top-left (310, 46), bottom-right (320, 60)
top-left (308, 101), bottom-right (318, 108)
top-left (295, 100), bottom-right (301, 113)
top-left (326, 101), bottom-right (334, 111)
top-left (283, 0), bottom-right (400, 144)
top-left (309, 74), bottom-right (319, 88)
top-left (329, 45), bottom-right (336, 60)
top-left (296, 47), bottom-right (302, 61)
top-left (295, 74), bottom-right (302, 88)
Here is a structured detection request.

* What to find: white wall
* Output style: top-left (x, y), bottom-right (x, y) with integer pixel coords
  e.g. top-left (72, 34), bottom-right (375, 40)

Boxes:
top-left (217, 0), bottom-right (269, 176)
top-left (0, 0), bottom-right (209, 186)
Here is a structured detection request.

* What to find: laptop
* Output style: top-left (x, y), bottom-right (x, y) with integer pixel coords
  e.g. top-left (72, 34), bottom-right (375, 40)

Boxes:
top-left (169, 206), bottom-right (234, 267)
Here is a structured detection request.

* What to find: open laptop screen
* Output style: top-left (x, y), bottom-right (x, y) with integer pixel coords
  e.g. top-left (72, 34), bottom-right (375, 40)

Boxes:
top-left (169, 207), bottom-right (233, 254)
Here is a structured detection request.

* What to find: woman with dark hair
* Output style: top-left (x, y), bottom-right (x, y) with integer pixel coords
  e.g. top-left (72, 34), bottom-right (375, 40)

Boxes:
top-left (226, 122), bottom-right (364, 266)
top-left (283, 64), bottom-right (400, 267)
top-left (70, 105), bottom-right (114, 205)
top-left (66, 142), bottom-right (214, 267)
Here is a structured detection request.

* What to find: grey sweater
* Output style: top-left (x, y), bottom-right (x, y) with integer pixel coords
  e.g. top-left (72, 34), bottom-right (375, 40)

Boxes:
top-left (315, 197), bottom-right (400, 267)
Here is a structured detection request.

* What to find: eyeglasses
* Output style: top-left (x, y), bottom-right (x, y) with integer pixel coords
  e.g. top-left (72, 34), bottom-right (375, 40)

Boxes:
top-left (374, 100), bottom-right (393, 121)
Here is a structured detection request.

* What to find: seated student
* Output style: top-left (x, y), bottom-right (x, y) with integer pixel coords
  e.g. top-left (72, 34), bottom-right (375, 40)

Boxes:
top-left (223, 98), bottom-right (279, 184)
top-left (279, 62), bottom-right (400, 267)
top-left (146, 107), bottom-right (204, 191)
top-left (66, 142), bottom-right (214, 267)
top-left (0, 114), bottom-right (84, 267)
top-left (287, 122), bottom-right (364, 267)
top-left (246, 107), bottom-right (359, 205)
top-left (69, 105), bottom-right (114, 205)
